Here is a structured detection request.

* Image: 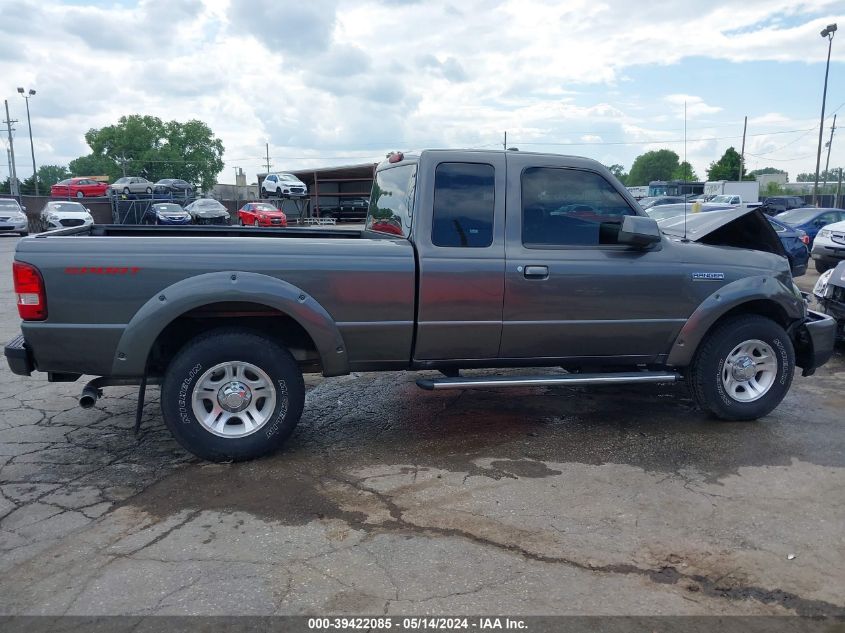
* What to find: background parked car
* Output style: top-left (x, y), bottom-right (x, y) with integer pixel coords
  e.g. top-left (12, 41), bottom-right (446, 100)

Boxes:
top-left (774, 207), bottom-right (845, 246)
top-left (758, 196), bottom-right (810, 216)
top-left (110, 177), bottom-right (154, 195)
top-left (185, 198), bottom-right (231, 225)
top-left (143, 202), bottom-right (192, 225)
top-left (768, 216), bottom-right (810, 277)
top-left (261, 173), bottom-right (308, 198)
top-left (638, 196), bottom-right (686, 210)
top-left (39, 201), bottom-right (94, 230)
top-left (810, 219), bottom-right (845, 273)
top-left (0, 198), bottom-right (29, 236)
top-left (51, 178), bottom-right (109, 198)
top-left (153, 179), bottom-right (194, 197)
top-left (238, 202), bottom-right (287, 227)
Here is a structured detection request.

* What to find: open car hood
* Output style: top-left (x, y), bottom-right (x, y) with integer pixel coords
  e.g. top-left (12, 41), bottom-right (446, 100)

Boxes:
top-left (659, 207), bottom-right (786, 257)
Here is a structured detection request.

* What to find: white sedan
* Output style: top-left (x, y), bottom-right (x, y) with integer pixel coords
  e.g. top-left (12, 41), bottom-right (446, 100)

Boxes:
top-left (39, 201), bottom-right (94, 231)
top-left (0, 198), bottom-right (30, 236)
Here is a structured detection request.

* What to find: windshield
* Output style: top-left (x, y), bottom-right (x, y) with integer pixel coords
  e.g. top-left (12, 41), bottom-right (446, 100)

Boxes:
top-left (154, 204), bottom-right (184, 213)
top-left (0, 200), bottom-right (21, 211)
top-left (50, 202), bottom-right (86, 212)
top-left (279, 174), bottom-right (298, 182)
top-left (366, 164), bottom-right (417, 237)
top-left (254, 203), bottom-right (277, 211)
top-left (776, 208), bottom-right (820, 224)
top-left (711, 195), bottom-right (737, 204)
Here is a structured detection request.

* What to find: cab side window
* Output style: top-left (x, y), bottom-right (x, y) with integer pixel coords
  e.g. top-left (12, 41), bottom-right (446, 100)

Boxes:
top-left (431, 162), bottom-right (495, 248)
top-left (521, 167), bottom-right (637, 247)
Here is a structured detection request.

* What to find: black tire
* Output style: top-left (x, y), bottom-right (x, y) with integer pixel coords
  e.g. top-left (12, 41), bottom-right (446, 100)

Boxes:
top-left (238, 217), bottom-right (244, 226)
top-left (19, 231), bottom-right (28, 237)
top-left (160, 328), bottom-right (305, 462)
top-left (261, 187), bottom-right (268, 198)
top-left (76, 191), bottom-right (84, 198)
top-left (123, 187), bottom-right (130, 195)
top-left (815, 259), bottom-right (832, 274)
top-left (254, 220), bottom-right (260, 227)
top-left (146, 187), bottom-right (152, 194)
top-left (687, 315), bottom-right (795, 421)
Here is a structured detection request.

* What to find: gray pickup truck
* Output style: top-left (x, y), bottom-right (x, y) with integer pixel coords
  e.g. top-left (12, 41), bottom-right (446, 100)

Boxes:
top-left (5, 150), bottom-right (836, 461)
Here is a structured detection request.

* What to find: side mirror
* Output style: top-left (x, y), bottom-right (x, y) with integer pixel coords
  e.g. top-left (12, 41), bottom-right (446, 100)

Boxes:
top-left (619, 215), bottom-right (661, 247)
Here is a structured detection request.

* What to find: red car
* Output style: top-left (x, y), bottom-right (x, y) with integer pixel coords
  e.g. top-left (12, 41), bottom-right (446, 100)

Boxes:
top-left (237, 202), bottom-right (287, 227)
top-left (51, 178), bottom-right (109, 198)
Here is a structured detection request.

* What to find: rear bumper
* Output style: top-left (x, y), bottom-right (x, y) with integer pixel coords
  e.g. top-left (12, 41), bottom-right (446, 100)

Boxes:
top-left (4, 334), bottom-right (34, 376)
top-left (793, 309), bottom-right (837, 376)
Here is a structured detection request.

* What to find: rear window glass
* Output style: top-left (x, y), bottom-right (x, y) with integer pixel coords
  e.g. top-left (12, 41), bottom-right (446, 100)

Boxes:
top-left (367, 164), bottom-right (417, 237)
top-left (432, 162), bottom-right (494, 248)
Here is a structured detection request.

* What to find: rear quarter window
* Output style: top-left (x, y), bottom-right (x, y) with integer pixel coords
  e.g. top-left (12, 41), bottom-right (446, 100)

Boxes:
top-left (367, 164), bottom-right (417, 237)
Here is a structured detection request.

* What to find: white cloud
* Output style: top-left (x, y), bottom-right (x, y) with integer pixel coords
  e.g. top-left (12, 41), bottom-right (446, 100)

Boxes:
top-left (1, 0), bottom-right (844, 182)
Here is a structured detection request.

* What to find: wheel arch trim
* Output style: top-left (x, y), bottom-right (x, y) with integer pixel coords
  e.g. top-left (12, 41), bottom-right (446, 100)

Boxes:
top-left (666, 275), bottom-right (804, 367)
top-left (112, 271), bottom-right (349, 377)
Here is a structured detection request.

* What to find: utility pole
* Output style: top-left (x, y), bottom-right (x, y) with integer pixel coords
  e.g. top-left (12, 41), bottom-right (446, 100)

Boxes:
top-left (823, 113), bottom-right (837, 188)
top-left (739, 115), bottom-right (747, 180)
top-left (838, 167), bottom-right (843, 209)
top-left (814, 24), bottom-right (837, 205)
top-left (264, 143), bottom-right (272, 174)
top-left (3, 100), bottom-right (19, 197)
top-left (503, 131), bottom-right (507, 150)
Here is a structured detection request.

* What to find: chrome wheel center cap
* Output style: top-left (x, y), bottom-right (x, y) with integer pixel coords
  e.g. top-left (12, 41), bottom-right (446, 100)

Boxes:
top-left (218, 381), bottom-right (252, 412)
top-left (730, 356), bottom-right (756, 382)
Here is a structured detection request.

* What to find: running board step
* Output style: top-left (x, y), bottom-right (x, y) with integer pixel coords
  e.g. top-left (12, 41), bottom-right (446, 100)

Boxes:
top-left (415, 371), bottom-right (680, 391)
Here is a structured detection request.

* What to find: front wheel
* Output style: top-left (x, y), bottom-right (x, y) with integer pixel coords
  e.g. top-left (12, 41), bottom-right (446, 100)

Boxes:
top-left (76, 191), bottom-right (84, 198)
top-left (161, 329), bottom-right (305, 462)
top-left (687, 315), bottom-right (794, 421)
top-left (815, 259), bottom-right (833, 274)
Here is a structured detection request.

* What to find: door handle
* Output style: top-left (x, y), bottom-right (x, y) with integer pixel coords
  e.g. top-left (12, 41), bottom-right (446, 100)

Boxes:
top-left (523, 265), bottom-right (549, 279)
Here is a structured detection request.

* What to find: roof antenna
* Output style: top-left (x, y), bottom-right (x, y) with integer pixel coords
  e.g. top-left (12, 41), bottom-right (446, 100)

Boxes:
top-left (682, 100), bottom-right (689, 242)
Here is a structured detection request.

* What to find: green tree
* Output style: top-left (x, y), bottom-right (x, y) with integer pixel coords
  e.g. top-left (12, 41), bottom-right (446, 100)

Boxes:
top-left (605, 164), bottom-right (628, 185)
top-left (72, 115), bottom-right (225, 190)
top-left (20, 164), bottom-right (73, 194)
top-left (69, 153), bottom-right (121, 179)
top-left (627, 150), bottom-right (680, 186)
top-left (797, 168), bottom-right (842, 182)
top-left (764, 181), bottom-right (785, 195)
top-left (706, 147), bottom-right (754, 181)
top-left (672, 161), bottom-right (697, 181)
top-left (748, 167), bottom-right (787, 178)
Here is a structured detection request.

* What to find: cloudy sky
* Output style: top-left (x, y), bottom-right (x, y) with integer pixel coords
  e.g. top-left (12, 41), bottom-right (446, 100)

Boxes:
top-left (1, 0), bottom-right (844, 184)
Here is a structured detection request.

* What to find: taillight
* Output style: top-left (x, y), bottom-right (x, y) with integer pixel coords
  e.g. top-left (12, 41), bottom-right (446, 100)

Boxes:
top-left (13, 261), bottom-right (47, 321)
top-left (801, 235), bottom-right (810, 245)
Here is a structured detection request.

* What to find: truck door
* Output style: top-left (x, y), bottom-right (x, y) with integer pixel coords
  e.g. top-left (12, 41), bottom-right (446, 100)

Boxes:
top-left (413, 152), bottom-right (506, 360)
top-left (500, 153), bottom-right (692, 362)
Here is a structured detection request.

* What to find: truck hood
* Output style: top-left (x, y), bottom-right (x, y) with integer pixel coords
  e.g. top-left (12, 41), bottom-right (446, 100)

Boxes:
top-left (658, 207), bottom-right (786, 257)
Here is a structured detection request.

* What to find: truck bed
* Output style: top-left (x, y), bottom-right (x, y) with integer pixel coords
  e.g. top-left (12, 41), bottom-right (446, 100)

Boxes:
top-left (37, 224), bottom-right (366, 240)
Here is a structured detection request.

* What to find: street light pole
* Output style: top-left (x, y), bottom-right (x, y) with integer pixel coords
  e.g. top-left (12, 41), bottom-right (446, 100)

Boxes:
top-left (16, 87), bottom-right (38, 197)
top-left (813, 24), bottom-right (837, 206)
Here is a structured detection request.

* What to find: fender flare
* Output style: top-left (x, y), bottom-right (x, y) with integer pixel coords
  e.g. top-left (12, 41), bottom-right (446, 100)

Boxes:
top-left (111, 271), bottom-right (349, 377)
top-left (665, 275), bottom-right (804, 367)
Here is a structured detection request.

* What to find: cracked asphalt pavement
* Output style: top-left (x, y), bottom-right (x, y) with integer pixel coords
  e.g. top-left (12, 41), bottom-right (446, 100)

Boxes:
top-left (0, 233), bottom-right (843, 616)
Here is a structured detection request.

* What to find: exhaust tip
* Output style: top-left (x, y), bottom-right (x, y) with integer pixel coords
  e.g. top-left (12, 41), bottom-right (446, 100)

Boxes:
top-left (79, 386), bottom-right (100, 409)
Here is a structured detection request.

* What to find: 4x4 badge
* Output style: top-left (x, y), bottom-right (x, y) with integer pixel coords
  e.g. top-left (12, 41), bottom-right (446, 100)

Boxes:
top-left (692, 272), bottom-right (725, 281)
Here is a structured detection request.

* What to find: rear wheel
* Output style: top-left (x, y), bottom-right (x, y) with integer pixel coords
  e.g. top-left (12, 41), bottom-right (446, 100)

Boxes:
top-left (145, 187), bottom-right (152, 194)
top-left (75, 191), bottom-right (84, 198)
top-left (123, 187), bottom-right (130, 195)
top-left (254, 220), bottom-right (260, 227)
top-left (161, 329), bottom-right (305, 462)
top-left (261, 187), bottom-right (268, 198)
top-left (687, 315), bottom-right (794, 421)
